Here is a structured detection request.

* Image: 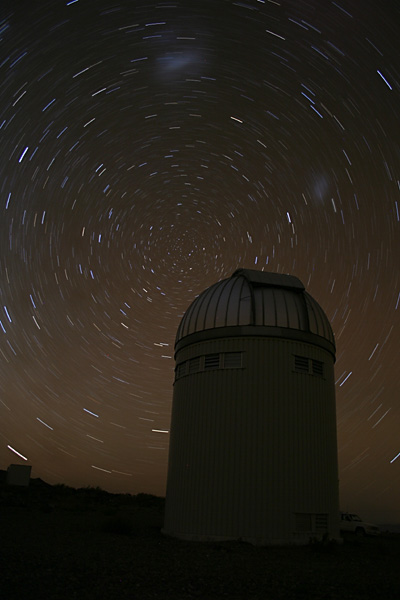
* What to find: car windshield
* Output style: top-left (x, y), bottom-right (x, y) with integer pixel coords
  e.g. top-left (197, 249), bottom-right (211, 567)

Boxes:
top-left (351, 515), bottom-right (362, 521)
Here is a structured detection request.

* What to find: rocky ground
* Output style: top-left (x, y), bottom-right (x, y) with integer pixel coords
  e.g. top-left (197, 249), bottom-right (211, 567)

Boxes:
top-left (1, 477), bottom-right (399, 599)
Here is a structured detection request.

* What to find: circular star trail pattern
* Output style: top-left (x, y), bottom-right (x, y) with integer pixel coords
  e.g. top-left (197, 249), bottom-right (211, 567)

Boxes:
top-left (0, 0), bottom-right (399, 521)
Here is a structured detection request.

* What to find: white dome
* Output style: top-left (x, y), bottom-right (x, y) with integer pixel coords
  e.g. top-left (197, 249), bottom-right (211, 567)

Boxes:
top-left (176, 269), bottom-right (335, 355)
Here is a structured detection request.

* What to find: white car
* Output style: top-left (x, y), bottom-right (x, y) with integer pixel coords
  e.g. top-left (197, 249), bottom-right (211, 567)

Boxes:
top-left (340, 513), bottom-right (380, 536)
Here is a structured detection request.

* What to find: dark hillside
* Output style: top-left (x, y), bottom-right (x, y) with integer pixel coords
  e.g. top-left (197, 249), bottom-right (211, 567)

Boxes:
top-left (1, 473), bottom-right (399, 599)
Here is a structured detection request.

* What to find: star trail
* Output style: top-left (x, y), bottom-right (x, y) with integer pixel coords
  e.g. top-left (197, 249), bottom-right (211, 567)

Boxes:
top-left (1, 0), bottom-right (399, 523)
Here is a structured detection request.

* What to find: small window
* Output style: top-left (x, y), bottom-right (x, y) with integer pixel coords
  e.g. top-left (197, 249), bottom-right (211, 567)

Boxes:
top-left (294, 355), bottom-right (309, 373)
top-left (223, 352), bottom-right (243, 369)
top-left (189, 356), bottom-right (201, 374)
top-left (312, 360), bottom-right (324, 377)
top-left (204, 353), bottom-right (220, 370)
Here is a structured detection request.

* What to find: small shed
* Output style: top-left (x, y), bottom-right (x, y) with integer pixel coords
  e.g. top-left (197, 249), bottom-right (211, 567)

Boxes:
top-left (7, 464), bottom-right (32, 487)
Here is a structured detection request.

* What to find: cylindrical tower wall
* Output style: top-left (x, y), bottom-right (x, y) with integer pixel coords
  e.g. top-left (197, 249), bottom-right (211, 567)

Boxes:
top-left (163, 335), bottom-right (340, 544)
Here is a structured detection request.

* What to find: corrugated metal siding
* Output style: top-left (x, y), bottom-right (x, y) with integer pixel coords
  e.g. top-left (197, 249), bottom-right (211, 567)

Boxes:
top-left (164, 336), bottom-right (340, 543)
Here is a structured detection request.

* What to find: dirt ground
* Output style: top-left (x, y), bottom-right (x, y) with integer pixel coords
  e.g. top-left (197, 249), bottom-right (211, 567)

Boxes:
top-left (1, 480), bottom-right (399, 599)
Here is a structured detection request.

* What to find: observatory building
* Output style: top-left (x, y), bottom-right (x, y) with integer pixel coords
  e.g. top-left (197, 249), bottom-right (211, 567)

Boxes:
top-left (163, 269), bottom-right (340, 545)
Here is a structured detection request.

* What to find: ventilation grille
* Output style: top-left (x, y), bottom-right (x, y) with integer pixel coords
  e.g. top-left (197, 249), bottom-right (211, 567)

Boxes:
top-left (312, 359), bottom-right (324, 377)
top-left (315, 514), bottom-right (328, 531)
top-left (295, 513), bottom-right (329, 533)
top-left (175, 352), bottom-right (243, 380)
top-left (294, 355), bottom-right (309, 373)
top-left (294, 355), bottom-right (324, 378)
top-left (204, 354), bottom-right (220, 369)
top-left (223, 352), bottom-right (243, 369)
top-left (189, 357), bottom-right (201, 374)
top-left (176, 362), bottom-right (187, 378)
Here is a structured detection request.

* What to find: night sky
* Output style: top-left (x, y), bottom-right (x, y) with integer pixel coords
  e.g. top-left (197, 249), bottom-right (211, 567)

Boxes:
top-left (1, 0), bottom-right (399, 523)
